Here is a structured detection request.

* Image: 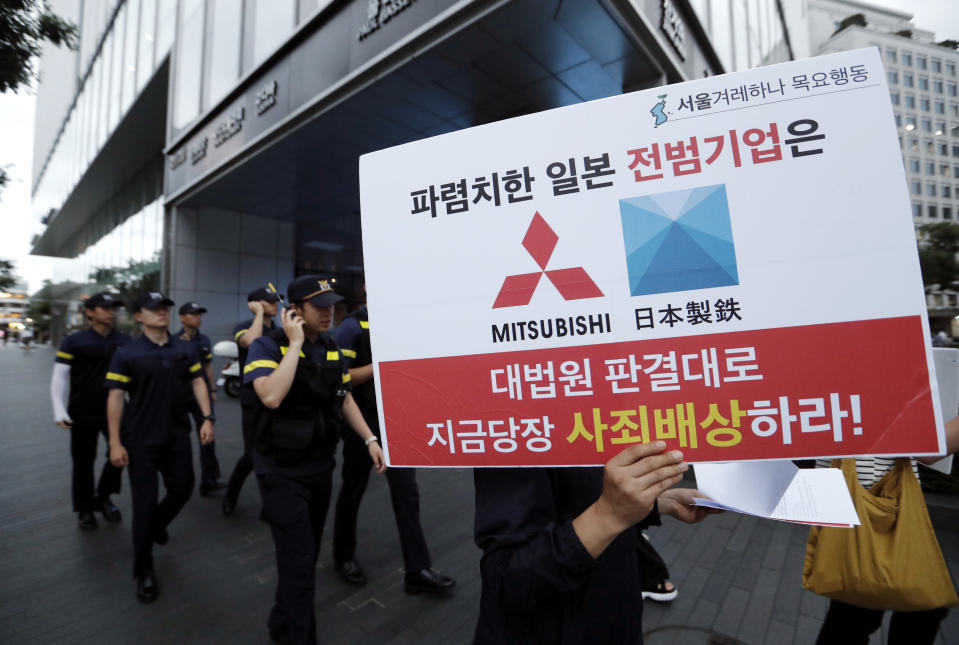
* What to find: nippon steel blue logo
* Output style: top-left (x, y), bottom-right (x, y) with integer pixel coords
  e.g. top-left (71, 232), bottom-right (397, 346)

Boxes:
top-left (619, 184), bottom-right (739, 296)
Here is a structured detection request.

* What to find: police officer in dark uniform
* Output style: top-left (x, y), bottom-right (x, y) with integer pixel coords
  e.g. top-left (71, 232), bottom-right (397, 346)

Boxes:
top-left (50, 292), bottom-right (131, 530)
top-left (332, 296), bottom-right (455, 594)
top-left (245, 275), bottom-right (385, 645)
top-left (222, 286), bottom-right (280, 515)
top-left (106, 292), bottom-right (215, 603)
top-left (176, 301), bottom-right (225, 495)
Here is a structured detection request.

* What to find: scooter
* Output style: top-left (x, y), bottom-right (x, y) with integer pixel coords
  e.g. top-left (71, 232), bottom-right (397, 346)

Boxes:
top-left (213, 340), bottom-right (241, 398)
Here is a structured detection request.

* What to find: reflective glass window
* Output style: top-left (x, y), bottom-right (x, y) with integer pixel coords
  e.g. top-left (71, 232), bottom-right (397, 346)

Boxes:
top-left (205, 0), bottom-right (242, 109)
top-left (252, 0), bottom-right (295, 67)
top-left (173, 0), bottom-right (205, 129)
top-left (138, 0), bottom-right (157, 90)
top-left (156, 0), bottom-right (176, 60)
top-left (122, 0), bottom-right (140, 111)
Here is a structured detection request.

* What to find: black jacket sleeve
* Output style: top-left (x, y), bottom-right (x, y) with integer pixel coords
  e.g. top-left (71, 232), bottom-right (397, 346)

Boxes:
top-left (473, 467), bottom-right (660, 614)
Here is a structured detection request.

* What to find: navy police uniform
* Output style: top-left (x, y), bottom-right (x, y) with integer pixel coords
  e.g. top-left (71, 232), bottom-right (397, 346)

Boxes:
top-left (55, 317), bottom-right (131, 513)
top-left (245, 328), bottom-right (349, 643)
top-left (244, 276), bottom-right (351, 645)
top-left (175, 304), bottom-right (221, 488)
top-left (107, 327), bottom-right (203, 578)
top-left (223, 289), bottom-right (278, 509)
top-left (473, 467), bottom-right (661, 644)
top-left (332, 306), bottom-right (431, 574)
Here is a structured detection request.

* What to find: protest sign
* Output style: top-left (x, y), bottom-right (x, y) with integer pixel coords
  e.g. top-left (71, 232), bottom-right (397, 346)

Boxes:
top-left (358, 47), bottom-right (945, 467)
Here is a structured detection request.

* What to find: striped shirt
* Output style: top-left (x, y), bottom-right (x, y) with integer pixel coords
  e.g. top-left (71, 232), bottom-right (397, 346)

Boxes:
top-left (816, 457), bottom-right (918, 488)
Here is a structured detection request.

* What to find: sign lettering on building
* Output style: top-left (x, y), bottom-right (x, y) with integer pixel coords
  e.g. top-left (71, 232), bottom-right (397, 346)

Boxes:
top-left (169, 148), bottom-right (186, 170)
top-left (190, 136), bottom-right (208, 164)
top-left (213, 107), bottom-right (245, 147)
top-left (358, 0), bottom-right (417, 41)
top-left (255, 80), bottom-right (278, 115)
top-left (661, 0), bottom-right (688, 61)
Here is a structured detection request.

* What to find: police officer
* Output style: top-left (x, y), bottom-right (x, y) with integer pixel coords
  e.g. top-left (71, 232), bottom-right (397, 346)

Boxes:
top-left (332, 292), bottom-right (455, 594)
top-left (222, 286), bottom-right (280, 515)
top-left (176, 301), bottom-right (225, 495)
top-left (50, 292), bottom-right (131, 530)
top-left (106, 292), bottom-right (214, 603)
top-left (245, 275), bottom-right (384, 645)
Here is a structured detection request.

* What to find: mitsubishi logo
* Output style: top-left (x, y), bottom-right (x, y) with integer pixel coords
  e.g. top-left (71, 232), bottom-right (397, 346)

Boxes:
top-left (493, 212), bottom-right (604, 308)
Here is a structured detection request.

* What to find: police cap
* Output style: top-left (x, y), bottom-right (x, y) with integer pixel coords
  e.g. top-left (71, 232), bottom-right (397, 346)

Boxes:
top-left (287, 275), bottom-right (343, 308)
top-left (132, 291), bottom-right (175, 312)
top-left (84, 292), bottom-right (123, 309)
top-left (247, 286), bottom-right (281, 303)
top-left (178, 302), bottom-right (207, 315)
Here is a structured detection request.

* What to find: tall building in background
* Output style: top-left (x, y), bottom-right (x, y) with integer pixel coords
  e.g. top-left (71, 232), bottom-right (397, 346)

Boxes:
top-left (30, 0), bottom-right (801, 341)
top-left (808, 0), bottom-right (959, 327)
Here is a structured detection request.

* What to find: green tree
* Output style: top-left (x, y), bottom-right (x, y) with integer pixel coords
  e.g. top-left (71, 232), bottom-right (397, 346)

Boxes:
top-left (918, 222), bottom-right (959, 290)
top-left (0, 258), bottom-right (16, 290)
top-left (0, 0), bottom-right (78, 94)
top-left (89, 257), bottom-right (161, 305)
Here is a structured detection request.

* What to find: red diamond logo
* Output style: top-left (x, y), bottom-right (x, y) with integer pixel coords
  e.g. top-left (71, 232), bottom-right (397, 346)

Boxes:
top-left (493, 212), bottom-right (603, 308)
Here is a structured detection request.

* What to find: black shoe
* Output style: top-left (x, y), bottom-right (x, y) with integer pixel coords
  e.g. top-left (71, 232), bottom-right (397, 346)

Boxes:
top-left (222, 495), bottom-right (236, 517)
top-left (153, 525), bottom-right (169, 546)
top-left (334, 559), bottom-right (367, 585)
top-left (199, 480), bottom-right (226, 497)
top-left (136, 570), bottom-right (158, 603)
top-left (77, 511), bottom-right (97, 531)
top-left (97, 497), bottom-right (122, 522)
top-left (404, 568), bottom-right (455, 595)
top-left (268, 627), bottom-right (289, 644)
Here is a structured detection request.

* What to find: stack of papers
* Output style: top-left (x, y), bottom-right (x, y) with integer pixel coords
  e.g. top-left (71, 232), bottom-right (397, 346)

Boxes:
top-left (692, 460), bottom-right (860, 527)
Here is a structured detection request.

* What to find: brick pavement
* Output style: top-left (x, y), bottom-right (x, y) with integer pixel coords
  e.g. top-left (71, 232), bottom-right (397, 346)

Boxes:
top-left (1, 343), bottom-right (956, 644)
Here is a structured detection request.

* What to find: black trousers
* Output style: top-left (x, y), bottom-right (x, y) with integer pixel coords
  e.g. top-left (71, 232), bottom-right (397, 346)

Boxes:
top-left (636, 530), bottom-right (670, 589)
top-left (333, 414), bottom-right (431, 572)
top-left (70, 416), bottom-right (122, 512)
top-left (127, 434), bottom-right (195, 577)
top-left (188, 403), bottom-right (221, 485)
top-left (256, 462), bottom-right (333, 645)
top-left (816, 599), bottom-right (948, 645)
top-left (225, 400), bottom-right (255, 502)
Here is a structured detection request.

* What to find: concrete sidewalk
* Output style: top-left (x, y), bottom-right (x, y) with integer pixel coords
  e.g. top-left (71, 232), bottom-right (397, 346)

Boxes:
top-left (0, 344), bottom-right (956, 644)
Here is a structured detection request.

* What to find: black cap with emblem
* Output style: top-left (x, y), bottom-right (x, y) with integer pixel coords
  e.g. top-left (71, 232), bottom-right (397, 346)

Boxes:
top-left (84, 292), bottom-right (123, 309)
top-left (287, 275), bottom-right (344, 307)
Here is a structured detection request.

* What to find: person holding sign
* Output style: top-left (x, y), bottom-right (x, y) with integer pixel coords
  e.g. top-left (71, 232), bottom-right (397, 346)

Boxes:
top-left (244, 275), bottom-right (385, 645)
top-left (472, 442), bottom-right (716, 643)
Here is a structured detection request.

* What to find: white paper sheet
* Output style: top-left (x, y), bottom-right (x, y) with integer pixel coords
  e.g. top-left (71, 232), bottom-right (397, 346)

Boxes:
top-left (692, 461), bottom-right (859, 527)
top-left (930, 348), bottom-right (957, 475)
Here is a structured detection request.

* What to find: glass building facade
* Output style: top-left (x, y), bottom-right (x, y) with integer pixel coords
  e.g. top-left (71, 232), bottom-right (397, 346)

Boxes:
top-left (32, 0), bottom-right (802, 341)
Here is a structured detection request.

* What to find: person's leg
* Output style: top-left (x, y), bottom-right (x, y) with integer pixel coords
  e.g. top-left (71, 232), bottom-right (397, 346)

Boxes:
top-left (155, 434), bottom-right (195, 533)
top-left (385, 467), bottom-right (431, 572)
top-left (309, 466), bottom-right (334, 565)
top-left (69, 420), bottom-right (99, 513)
top-left (257, 472), bottom-right (318, 645)
top-left (127, 445), bottom-right (161, 578)
top-left (95, 425), bottom-right (123, 502)
top-left (332, 430), bottom-right (372, 563)
top-left (815, 599), bottom-right (884, 645)
top-left (637, 530), bottom-right (675, 600)
top-left (224, 404), bottom-right (254, 508)
top-left (887, 607), bottom-right (949, 644)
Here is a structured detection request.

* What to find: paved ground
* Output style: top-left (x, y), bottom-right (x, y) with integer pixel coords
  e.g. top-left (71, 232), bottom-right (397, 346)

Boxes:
top-left (1, 343), bottom-right (957, 644)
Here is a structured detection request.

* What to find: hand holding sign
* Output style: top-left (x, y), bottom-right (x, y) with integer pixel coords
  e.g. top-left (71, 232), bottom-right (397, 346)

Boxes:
top-left (573, 441), bottom-right (687, 558)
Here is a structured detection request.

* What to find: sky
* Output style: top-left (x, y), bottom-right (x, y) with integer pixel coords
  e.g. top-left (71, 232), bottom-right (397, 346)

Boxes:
top-left (1, 0), bottom-right (957, 295)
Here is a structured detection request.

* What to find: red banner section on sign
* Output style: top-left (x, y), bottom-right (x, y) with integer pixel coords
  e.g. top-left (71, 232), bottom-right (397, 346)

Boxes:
top-left (379, 316), bottom-right (937, 466)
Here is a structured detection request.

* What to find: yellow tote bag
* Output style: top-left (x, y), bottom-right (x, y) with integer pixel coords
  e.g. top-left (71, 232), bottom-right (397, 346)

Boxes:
top-left (802, 458), bottom-right (959, 611)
